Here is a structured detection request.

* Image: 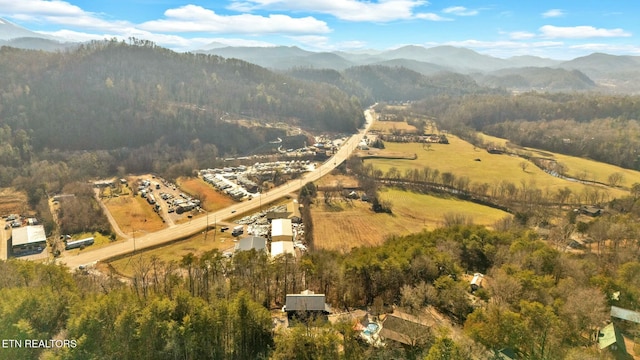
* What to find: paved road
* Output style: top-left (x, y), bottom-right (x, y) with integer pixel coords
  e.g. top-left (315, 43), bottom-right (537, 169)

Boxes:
top-left (56, 108), bottom-right (375, 270)
top-left (0, 221), bottom-right (8, 260)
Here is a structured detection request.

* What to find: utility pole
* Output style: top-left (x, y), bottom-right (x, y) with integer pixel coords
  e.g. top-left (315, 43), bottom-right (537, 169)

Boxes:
top-left (204, 211), bottom-right (208, 242)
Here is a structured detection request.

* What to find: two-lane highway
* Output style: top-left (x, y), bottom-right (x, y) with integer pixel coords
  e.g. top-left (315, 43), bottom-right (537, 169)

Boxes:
top-left (57, 108), bottom-right (375, 270)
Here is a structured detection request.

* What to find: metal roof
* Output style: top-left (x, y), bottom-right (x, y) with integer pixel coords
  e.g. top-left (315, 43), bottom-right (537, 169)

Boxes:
top-left (11, 225), bottom-right (46, 247)
top-left (271, 218), bottom-right (293, 237)
top-left (597, 323), bottom-right (626, 352)
top-left (611, 306), bottom-right (640, 324)
top-left (285, 293), bottom-right (327, 312)
top-left (234, 236), bottom-right (267, 252)
top-left (271, 241), bottom-right (295, 258)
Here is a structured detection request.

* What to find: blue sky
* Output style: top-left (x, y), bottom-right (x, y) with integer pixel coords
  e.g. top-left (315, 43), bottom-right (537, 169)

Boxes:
top-left (0, 0), bottom-right (638, 59)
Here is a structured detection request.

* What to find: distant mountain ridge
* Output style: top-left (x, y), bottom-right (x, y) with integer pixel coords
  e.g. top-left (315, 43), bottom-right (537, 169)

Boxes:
top-left (201, 45), bottom-right (640, 93)
top-left (0, 17), bottom-right (71, 50)
top-left (2, 17), bottom-right (640, 93)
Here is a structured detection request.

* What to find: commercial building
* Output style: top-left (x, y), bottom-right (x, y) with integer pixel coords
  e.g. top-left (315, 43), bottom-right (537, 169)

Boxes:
top-left (11, 225), bottom-right (47, 256)
top-left (271, 218), bottom-right (293, 242)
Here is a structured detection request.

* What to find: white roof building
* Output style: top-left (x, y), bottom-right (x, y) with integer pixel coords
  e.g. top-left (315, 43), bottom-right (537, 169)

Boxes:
top-left (271, 241), bottom-right (296, 258)
top-left (11, 225), bottom-right (47, 255)
top-left (271, 218), bottom-right (293, 242)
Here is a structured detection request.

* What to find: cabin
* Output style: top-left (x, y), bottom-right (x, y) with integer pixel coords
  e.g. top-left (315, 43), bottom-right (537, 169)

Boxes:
top-left (283, 290), bottom-right (330, 322)
top-left (579, 205), bottom-right (602, 217)
top-left (378, 310), bottom-right (433, 347)
top-left (597, 323), bottom-right (627, 355)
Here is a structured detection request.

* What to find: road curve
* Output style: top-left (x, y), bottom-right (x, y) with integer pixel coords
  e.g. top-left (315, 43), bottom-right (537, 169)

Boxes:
top-left (57, 108), bottom-right (376, 270)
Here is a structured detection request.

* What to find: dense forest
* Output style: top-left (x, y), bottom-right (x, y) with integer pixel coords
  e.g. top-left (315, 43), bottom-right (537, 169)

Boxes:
top-left (0, 40), bottom-right (363, 152)
top-left (411, 92), bottom-right (640, 170)
top-left (0, 39), bottom-right (363, 164)
top-left (1, 217), bottom-right (638, 359)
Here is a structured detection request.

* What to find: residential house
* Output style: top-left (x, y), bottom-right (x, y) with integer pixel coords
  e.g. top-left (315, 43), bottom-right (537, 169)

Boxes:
top-left (284, 290), bottom-right (330, 321)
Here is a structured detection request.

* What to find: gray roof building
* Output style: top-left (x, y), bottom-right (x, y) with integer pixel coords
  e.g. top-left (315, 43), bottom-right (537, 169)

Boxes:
top-left (285, 291), bottom-right (330, 313)
top-left (234, 236), bottom-right (268, 252)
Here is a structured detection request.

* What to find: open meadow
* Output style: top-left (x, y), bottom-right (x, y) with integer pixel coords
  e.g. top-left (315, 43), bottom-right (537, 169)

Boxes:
top-left (311, 188), bottom-right (510, 253)
top-left (479, 133), bottom-right (640, 188)
top-left (365, 135), bottom-right (630, 201)
top-left (370, 120), bottom-right (418, 134)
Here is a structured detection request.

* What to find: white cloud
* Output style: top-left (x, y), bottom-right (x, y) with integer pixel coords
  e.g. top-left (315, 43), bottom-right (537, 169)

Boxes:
top-left (228, 0), bottom-right (438, 22)
top-left (0, 0), bottom-right (87, 17)
top-left (442, 6), bottom-right (478, 16)
top-left (540, 25), bottom-right (631, 39)
top-left (542, 9), bottom-right (564, 18)
top-left (509, 31), bottom-right (536, 40)
top-left (415, 13), bottom-right (450, 21)
top-left (0, 0), bottom-right (133, 32)
top-left (139, 5), bottom-right (329, 34)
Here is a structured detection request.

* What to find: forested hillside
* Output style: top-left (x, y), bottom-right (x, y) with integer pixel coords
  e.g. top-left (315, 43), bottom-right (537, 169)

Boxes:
top-left (2, 220), bottom-right (638, 359)
top-left (287, 66), bottom-right (497, 104)
top-left (0, 39), bottom-right (363, 154)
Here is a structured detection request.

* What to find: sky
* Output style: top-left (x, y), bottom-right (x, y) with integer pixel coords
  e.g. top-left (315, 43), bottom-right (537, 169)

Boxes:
top-left (0, 0), bottom-right (638, 59)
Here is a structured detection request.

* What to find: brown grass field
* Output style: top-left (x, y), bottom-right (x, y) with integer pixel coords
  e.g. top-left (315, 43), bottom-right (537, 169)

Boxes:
top-left (311, 188), bottom-right (510, 253)
top-left (108, 225), bottom-right (236, 277)
top-left (315, 174), bottom-right (360, 188)
top-left (102, 194), bottom-right (167, 235)
top-left (177, 177), bottom-right (237, 211)
top-left (0, 188), bottom-right (27, 216)
top-left (365, 135), bottom-right (630, 200)
top-left (370, 121), bottom-right (418, 133)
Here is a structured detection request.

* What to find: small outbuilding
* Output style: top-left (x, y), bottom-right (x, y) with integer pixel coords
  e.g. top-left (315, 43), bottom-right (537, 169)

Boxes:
top-left (470, 273), bottom-right (484, 292)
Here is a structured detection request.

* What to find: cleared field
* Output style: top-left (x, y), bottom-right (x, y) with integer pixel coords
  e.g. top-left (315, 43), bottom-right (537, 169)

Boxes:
top-left (177, 177), bottom-right (237, 212)
top-left (365, 135), bottom-right (629, 200)
top-left (0, 188), bottom-right (27, 216)
top-left (315, 174), bottom-right (360, 188)
top-left (478, 133), bottom-right (640, 188)
top-left (103, 194), bottom-right (166, 235)
top-left (370, 121), bottom-right (418, 133)
top-left (311, 188), bottom-right (510, 253)
top-left (108, 226), bottom-right (235, 277)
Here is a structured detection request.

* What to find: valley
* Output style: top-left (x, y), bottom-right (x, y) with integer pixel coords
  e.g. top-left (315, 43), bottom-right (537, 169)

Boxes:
top-left (0, 34), bottom-right (639, 359)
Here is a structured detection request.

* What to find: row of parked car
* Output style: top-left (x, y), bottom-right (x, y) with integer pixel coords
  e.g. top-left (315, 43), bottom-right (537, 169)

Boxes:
top-left (3, 214), bottom-right (26, 229)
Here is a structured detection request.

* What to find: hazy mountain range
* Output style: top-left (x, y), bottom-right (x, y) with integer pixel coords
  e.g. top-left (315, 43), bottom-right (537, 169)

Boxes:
top-left (2, 17), bottom-right (640, 93)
